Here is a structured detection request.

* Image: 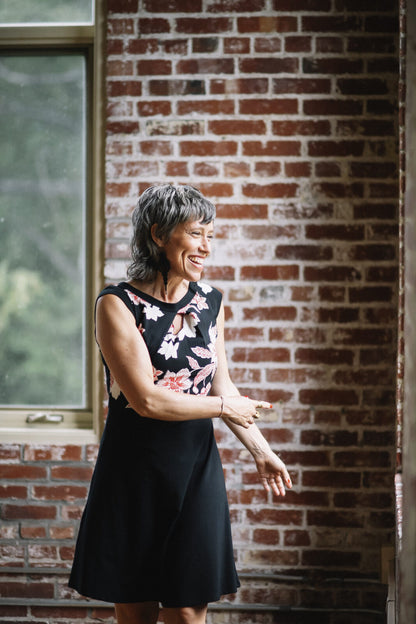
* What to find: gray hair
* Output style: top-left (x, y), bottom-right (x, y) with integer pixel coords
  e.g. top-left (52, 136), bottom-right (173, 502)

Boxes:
top-left (127, 184), bottom-right (216, 283)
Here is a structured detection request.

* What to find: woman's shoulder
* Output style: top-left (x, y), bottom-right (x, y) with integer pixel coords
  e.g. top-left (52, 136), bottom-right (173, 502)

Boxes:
top-left (96, 282), bottom-right (143, 315)
top-left (191, 281), bottom-right (223, 315)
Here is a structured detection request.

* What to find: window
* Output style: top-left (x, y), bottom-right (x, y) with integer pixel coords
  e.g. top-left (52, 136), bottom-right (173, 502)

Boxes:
top-left (0, 0), bottom-right (104, 441)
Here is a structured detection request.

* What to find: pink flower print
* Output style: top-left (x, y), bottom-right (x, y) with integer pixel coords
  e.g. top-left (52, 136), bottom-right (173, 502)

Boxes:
top-left (190, 292), bottom-right (209, 311)
top-left (109, 374), bottom-right (121, 399)
top-left (193, 362), bottom-right (216, 389)
top-left (191, 346), bottom-right (212, 359)
top-left (152, 366), bottom-right (163, 382)
top-left (124, 290), bottom-right (143, 306)
top-left (157, 369), bottom-right (193, 393)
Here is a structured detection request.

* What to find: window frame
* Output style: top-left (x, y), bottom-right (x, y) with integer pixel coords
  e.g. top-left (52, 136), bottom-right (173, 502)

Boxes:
top-left (0, 2), bottom-right (105, 443)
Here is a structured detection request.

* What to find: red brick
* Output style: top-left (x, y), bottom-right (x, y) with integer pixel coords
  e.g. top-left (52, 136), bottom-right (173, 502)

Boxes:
top-left (193, 162), bottom-right (219, 177)
top-left (338, 78), bottom-right (390, 96)
top-left (315, 161), bottom-right (341, 177)
top-left (20, 525), bottom-right (47, 539)
top-left (269, 327), bottom-right (326, 343)
top-left (306, 224), bottom-right (364, 240)
top-left (139, 141), bottom-right (172, 156)
top-left (0, 580), bottom-right (54, 599)
top-left (197, 182), bottom-right (233, 197)
top-left (0, 465), bottom-right (46, 479)
top-left (240, 265), bottom-right (299, 280)
top-left (51, 466), bottom-right (93, 481)
top-left (240, 98), bottom-right (298, 115)
top-left (307, 510), bottom-right (364, 528)
top-left (177, 59), bottom-right (234, 74)
top-left (304, 265), bottom-right (361, 281)
top-left (209, 120), bottom-right (266, 135)
top-left (107, 17), bottom-right (135, 35)
top-left (243, 141), bottom-right (300, 156)
top-left (107, 80), bottom-right (142, 97)
top-left (138, 18), bottom-right (170, 34)
top-left (254, 37), bottom-right (282, 53)
top-left (216, 203), bottom-right (268, 219)
top-left (274, 78), bottom-right (331, 94)
top-left (24, 445), bottom-right (83, 461)
top-left (165, 162), bottom-right (189, 176)
top-left (224, 162), bottom-right (251, 177)
top-left (192, 37), bottom-right (219, 53)
top-left (304, 57), bottom-right (362, 74)
top-left (0, 485), bottom-right (27, 498)
top-left (286, 162), bottom-right (313, 177)
top-left (243, 306), bottom-right (297, 321)
top-left (301, 429), bottom-right (358, 446)
top-left (32, 485), bottom-right (87, 501)
top-left (240, 58), bottom-right (298, 74)
top-left (316, 36), bottom-right (344, 52)
top-left (144, 0), bottom-right (201, 10)
top-left (272, 120), bottom-right (330, 136)
top-left (302, 549), bottom-right (361, 568)
top-left (223, 37), bottom-right (250, 54)
top-left (238, 16), bottom-right (297, 33)
top-left (243, 224), bottom-right (298, 239)
top-left (137, 60), bottom-right (172, 76)
top-left (213, 78), bottom-right (269, 96)
top-left (334, 451), bottom-right (391, 468)
top-left (243, 183), bottom-right (298, 198)
top-left (303, 470), bottom-right (361, 488)
top-left (107, 59), bottom-right (134, 76)
top-left (149, 79), bottom-right (205, 96)
top-left (304, 98), bottom-right (362, 116)
top-left (253, 528), bottom-right (280, 545)
top-left (180, 140), bottom-right (237, 157)
top-left (299, 388), bottom-right (359, 406)
top-left (1, 505), bottom-right (57, 520)
top-left (254, 162), bottom-right (281, 177)
top-left (349, 286), bottom-right (393, 302)
top-left (176, 17), bottom-right (232, 33)
top-left (231, 347), bottom-right (290, 363)
top-left (108, 0), bottom-right (138, 11)
top-left (126, 38), bottom-right (159, 54)
top-left (246, 508), bottom-right (303, 525)
top-left (177, 100), bottom-right (234, 115)
top-left (203, 266), bottom-right (235, 280)
top-left (296, 348), bottom-right (353, 365)
top-left (284, 530), bottom-right (311, 546)
top-left (285, 35), bottom-right (312, 52)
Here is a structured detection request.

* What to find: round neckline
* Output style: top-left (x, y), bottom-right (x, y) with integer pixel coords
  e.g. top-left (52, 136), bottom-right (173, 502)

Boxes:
top-left (119, 281), bottom-right (197, 310)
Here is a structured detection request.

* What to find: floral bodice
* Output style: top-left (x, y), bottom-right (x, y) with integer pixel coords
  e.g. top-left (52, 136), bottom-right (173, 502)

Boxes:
top-left (96, 281), bottom-right (222, 412)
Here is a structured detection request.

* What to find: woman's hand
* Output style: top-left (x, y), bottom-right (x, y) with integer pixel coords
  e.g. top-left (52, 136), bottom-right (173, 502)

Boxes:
top-left (255, 451), bottom-right (292, 497)
top-left (222, 395), bottom-right (272, 428)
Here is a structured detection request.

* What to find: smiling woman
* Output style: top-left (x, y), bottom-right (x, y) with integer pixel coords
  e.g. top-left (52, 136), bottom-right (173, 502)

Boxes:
top-left (69, 184), bottom-right (291, 624)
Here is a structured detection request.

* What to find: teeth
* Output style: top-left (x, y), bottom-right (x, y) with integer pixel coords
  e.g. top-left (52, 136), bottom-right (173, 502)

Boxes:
top-left (189, 256), bottom-right (203, 265)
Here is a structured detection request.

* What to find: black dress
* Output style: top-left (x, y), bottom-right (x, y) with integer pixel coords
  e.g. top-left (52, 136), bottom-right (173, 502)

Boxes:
top-left (69, 281), bottom-right (239, 607)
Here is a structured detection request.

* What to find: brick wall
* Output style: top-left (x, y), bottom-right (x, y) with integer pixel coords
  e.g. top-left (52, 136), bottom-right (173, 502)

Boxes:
top-left (0, 0), bottom-right (399, 622)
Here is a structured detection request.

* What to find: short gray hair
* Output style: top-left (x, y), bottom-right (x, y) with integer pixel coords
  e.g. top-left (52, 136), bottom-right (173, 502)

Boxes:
top-left (127, 184), bottom-right (216, 283)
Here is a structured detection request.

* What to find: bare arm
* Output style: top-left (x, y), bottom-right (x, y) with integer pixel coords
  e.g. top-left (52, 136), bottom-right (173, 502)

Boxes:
top-left (95, 294), bottom-right (260, 427)
top-left (211, 303), bottom-right (292, 496)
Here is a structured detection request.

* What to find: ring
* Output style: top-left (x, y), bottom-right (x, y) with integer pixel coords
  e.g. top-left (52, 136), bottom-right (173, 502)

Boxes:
top-left (254, 411), bottom-right (260, 419)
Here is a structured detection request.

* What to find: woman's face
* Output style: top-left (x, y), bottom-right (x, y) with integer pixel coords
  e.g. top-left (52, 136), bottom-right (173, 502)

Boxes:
top-left (158, 219), bottom-right (214, 283)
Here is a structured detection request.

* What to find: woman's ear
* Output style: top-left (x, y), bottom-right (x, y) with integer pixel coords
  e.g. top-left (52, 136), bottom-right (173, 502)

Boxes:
top-left (151, 223), bottom-right (164, 248)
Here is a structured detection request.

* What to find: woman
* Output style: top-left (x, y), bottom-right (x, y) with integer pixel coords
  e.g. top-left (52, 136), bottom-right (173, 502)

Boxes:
top-left (69, 184), bottom-right (292, 624)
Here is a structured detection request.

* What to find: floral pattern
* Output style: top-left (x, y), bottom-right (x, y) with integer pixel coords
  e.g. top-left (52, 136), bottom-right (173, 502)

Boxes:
top-left (107, 282), bottom-right (221, 403)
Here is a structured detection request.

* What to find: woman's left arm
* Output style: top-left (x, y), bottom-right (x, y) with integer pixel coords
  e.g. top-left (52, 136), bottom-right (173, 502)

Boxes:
top-left (211, 303), bottom-right (292, 497)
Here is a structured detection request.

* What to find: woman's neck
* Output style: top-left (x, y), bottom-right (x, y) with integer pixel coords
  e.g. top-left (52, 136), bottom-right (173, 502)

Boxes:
top-left (130, 275), bottom-right (189, 303)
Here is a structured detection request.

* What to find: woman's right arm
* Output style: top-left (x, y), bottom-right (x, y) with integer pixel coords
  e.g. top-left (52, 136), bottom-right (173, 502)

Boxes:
top-left (95, 294), bottom-right (257, 426)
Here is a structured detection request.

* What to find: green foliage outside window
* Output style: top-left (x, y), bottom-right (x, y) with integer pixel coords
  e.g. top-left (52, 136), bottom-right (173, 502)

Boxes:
top-left (0, 54), bottom-right (87, 407)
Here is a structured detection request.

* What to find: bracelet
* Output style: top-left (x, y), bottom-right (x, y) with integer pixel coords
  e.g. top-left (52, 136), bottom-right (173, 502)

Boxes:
top-left (219, 395), bottom-right (224, 418)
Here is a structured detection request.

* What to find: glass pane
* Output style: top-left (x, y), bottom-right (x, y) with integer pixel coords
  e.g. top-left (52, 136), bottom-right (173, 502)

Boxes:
top-left (0, 53), bottom-right (87, 407)
top-left (0, 0), bottom-right (93, 24)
